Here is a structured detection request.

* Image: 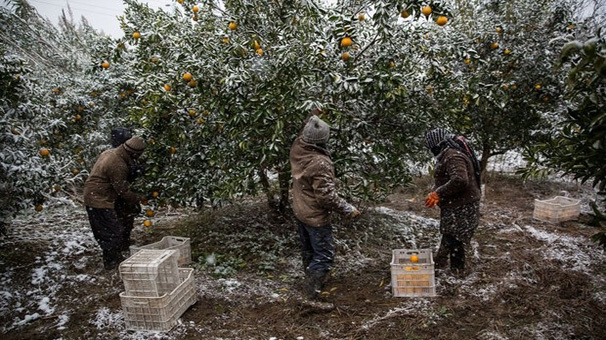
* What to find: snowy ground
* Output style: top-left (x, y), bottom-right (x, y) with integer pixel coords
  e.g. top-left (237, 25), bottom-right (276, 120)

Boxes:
top-left (1, 175), bottom-right (605, 339)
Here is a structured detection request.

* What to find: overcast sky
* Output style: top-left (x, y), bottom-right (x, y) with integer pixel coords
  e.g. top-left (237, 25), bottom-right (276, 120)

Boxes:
top-left (27, 0), bottom-right (176, 37)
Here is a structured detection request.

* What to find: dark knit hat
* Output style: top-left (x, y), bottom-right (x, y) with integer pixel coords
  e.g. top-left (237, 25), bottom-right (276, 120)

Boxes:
top-left (110, 127), bottom-right (132, 148)
top-left (124, 136), bottom-right (146, 155)
top-left (302, 115), bottom-right (330, 144)
top-left (425, 128), bottom-right (453, 150)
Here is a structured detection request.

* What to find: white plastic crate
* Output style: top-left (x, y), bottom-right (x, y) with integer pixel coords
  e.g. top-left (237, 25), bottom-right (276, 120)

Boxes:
top-left (121, 268), bottom-right (197, 332)
top-left (120, 249), bottom-right (180, 297)
top-left (130, 236), bottom-right (192, 266)
top-left (533, 196), bottom-right (581, 224)
top-left (390, 249), bottom-right (436, 297)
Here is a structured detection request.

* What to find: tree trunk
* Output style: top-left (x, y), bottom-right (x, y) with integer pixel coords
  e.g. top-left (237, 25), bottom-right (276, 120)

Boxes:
top-left (480, 142), bottom-right (491, 182)
top-left (258, 168), bottom-right (278, 211)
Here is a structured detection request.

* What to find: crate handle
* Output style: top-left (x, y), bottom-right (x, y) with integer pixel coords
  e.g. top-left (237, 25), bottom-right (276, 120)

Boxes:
top-left (172, 237), bottom-right (187, 242)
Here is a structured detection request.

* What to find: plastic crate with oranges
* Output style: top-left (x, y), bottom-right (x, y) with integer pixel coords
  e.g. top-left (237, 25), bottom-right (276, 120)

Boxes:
top-left (390, 248), bottom-right (436, 297)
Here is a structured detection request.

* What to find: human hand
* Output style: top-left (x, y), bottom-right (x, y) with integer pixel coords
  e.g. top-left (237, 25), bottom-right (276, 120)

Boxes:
top-left (424, 191), bottom-right (439, 208)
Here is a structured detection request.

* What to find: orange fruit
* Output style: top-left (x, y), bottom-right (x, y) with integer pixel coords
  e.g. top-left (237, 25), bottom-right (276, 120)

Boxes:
top-left (196, 118), bottom-right (204, 125)
top-left (426, 86), bottom-right (434, 94)
top-left (53, 185), bottom-right (61, 191)
top-left (436, 16), bottom-right (448, 26)
top-left (192, 6), bottom-right (199, 13)
top-left (35, 205), bottom-right (43, 212)
top-left (543, 96), bottom-right (549, 102)
top-left (145, 209), bottom-right (155, 217)
top-left (143, 219), bottom-right (152, 227)
top-left (189, 109), bottom-right (196, 117)
top-left (496, 27), bottom-right (502, 33)
top-left (164, 84), bottom-right (172, 92)
top-left (78, 105), bottom-right (84, 111)
top-left (39, 148), bottom-right (50, 157)
top-left (229, 22), bottom-right (238, 30)
top-left (133, 31), bottom-right (141, 39)
top-left (358, 13), bottom-right (365, 21)
top-left (178, 0), bottom-right (183, 3)
top-left (504, 49), bottom-right (511, 55)
top-left (253, 41), bottom-right (261, 50)
top-left (421, 6), bottom-right (432, 16)
top-left (222, 37), bottom-right (230, 44)
top-left (183, 72), bottom-right (193, 81)
top-left (401, 10), bottom-right (410, 18)
top-left (74, 114), bottom-right (82, 121)
top-left (491, 42), bottom-right (499, 49)
top-left (170, 146), bottom-right (177, 154)
top-left (535, 84), bottom-right (541, 90)
top-left (151, 57), bottom-right (158, 63)
top-left (72, 169), bottom-right (79, 175)
top-left (410, 255), bottom-right (419, 263)
top-left (341, 37), bottom-right (353, 48)
top-left (464, 58), bottom-right (471, 64)
top-left (188, 80), bottom-right (198, 88)
top-left (341, 52), bottom-right (350, 61)
top-left (502, 84), bottom-right (509, 89)
top-left (101, 62), bottom-right (110, 69)
top-left (256, 48), bottom-right (264, 56)
top-left (512, 84), bottom-right (517, 89)
top-left (152, 191), bottom-right (159, 198)
top-left (389, 61), bottom-right (395, 68)
top-left (203, 110), bottom-right (210, 117)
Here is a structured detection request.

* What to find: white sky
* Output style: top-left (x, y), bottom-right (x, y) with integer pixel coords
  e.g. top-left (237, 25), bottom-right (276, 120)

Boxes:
top-left (27, 0), bottom-right (176, 37)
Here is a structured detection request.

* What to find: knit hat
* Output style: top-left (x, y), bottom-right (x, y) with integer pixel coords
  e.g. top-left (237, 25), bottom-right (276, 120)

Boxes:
top-left (302, 115), bottom-right (330, 144)
top-left (425, 128), bottom-right (453, 150)
top-left (110, 127), bottom-right (132, 148)
top-left (124, 136), bottom-right (146, 155)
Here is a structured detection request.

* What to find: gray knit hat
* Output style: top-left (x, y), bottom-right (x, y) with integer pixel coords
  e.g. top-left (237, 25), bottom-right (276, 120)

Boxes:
top-left (124, 136), bottom-right (146, 155)
top-left (425, 128), bottom-right (453, 150)
top-left (302, 115), bottom-right (330, 144)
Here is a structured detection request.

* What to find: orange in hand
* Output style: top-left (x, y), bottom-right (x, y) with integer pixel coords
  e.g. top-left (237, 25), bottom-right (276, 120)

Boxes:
top-left (424, 191), bottom-right (439, 208)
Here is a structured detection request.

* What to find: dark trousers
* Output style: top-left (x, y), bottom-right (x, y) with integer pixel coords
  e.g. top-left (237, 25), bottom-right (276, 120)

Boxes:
top-left (436, 234), bottom-right (465, 271)
top-left (114, 198), bottom-right (138, 251)
top-left (297, 219), bottom-right (335, 273)
top-left (86, 207), bottom-right (125, 269)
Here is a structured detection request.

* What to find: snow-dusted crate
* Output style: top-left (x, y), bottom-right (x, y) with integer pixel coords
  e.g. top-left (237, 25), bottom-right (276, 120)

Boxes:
top-left (119, 249), bottom-right (180, 297)
top-left (533, 196), bottom-right (581, 224)
top-left (390, 249), bottom-right (436, 297)
top-left (120, 268), bottom-right (197, 332)
top-left (130, 236), bottom-right (192, 266)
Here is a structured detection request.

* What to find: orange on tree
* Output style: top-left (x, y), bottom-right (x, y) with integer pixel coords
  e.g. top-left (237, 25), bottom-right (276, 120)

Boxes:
top-left (535, 84), bottom-right (541, 90)
top-left (421, 6), bottom-right (432, 16)
top-left (35, 205), bottom-right (43, 212)
top-left (256, 48), bottom-right (264, 56)
top-left (502, 84), bottom-right (510, 89)
top-left (504, 49), bottom-right (511, 55)
top-left (164, 84), bottom-right (172, 92)
top-left (143, 219), bottom-right (152, 227)
top-left (491, 42), bottom-right (499, 49)
top-left (39, 148), bottom-right (50, 157)
top-left (74, 114), bottom-right (82, 121)
top-left (145, 209), bottom-right (155, 217)
top-left (436, 16), bottom-right (448, 26)
top-left (72, 169), bottom-right (79, 175)
top-left (358, 13), bottom-right (365, 21)
top-left (133, 31), bottom-right (141, 39)
top-left (222, 37), bottom-right (230, 44)
top-left (192, 6), bottom-right (199, 13)
top-left (253, 41), bottom-right (261, 50)
top-left (151, 56), bottom-right (158, 63)
top-left (170, 146), bottom-right (177, 154)
top-left (53, 185), bottom-right (61, 191)
top-left (464, 58), bottom-right (471, 64)
top-left (229, 21), bottom-right (238, 30)
top-left (401, 10), bottom-right (410, 18)
top-left (340, 37), bottom-right (353, 48)
top-left (496, 27), bottom-right (502, 33)
top-left (341, 52), bottom-right (350, 61)
top-left (182, 72), bottom-right (193, 81)
top-left (152, 191), bottom-right (159, 198)
top-left (178, 0), bottom-right (183, 3)
top-left (101, 61), bottom-right (110, 69)
top-left (389, 60), bottom-right (395, 68)
top-left (188, 80), bottom-right (198, 88)
top-left (196, 118), bottom-right (204, 124)
top-left (189, 109), bottom-right (196, 117)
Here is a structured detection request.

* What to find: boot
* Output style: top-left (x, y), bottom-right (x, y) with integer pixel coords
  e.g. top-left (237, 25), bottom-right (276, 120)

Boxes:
top-left (306, 270), bottom-right (327, 300)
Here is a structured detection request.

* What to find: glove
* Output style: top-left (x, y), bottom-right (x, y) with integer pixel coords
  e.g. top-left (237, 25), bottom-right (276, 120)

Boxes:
top-left (424, 191), bottom-right (439, 208)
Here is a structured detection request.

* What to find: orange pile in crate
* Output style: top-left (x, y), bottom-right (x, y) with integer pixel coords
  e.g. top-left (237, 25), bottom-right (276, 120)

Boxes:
top-left (390, 249), bottom-right (436, 297)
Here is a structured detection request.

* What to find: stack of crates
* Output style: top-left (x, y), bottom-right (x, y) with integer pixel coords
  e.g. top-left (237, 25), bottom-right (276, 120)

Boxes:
top-left (119, 249), bottom-right (197, 331)
top-left (533, 196), bottom-right (581, 224)
top-left (129, 236), bottom-right (192, 266)
top-left (390, 248), bottom-right (436, 297)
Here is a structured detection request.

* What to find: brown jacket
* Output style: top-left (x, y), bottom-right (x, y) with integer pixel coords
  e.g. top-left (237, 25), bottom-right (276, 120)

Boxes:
top-left (434, 147), bottom-right (481, 208)
top-left (290, 136), bottom-right (354, 227)
top-left (83, 145), bottom-right (141, 209)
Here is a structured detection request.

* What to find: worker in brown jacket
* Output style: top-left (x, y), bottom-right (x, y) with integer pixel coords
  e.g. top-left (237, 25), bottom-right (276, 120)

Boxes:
top-left (290, 115), bottom-right (360, 299)
top-left (425, 128), bottom-right (481, 275)
top-left (83, 136), bottom-right (146, 269)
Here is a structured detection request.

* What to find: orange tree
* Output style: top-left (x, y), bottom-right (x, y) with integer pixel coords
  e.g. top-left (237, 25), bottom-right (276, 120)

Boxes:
top-left (414, 0), bottom-right (575, 174)
top-left (0, 1), bottom-right (133, 228)
top-left (117, 0), bottom-right (455, 212)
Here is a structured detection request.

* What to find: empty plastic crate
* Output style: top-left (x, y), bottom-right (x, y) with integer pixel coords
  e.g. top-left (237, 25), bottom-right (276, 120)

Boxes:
top-left (533, 196), bottom-right (581, 224)
top-left (390, 249), bottom-right (436, 297)
top-left (121, 268), bottom-right (197, 332)
top-left (130, 236), bottom-right (192, 266)
top-left (120, 249), bottom-right (180, 297)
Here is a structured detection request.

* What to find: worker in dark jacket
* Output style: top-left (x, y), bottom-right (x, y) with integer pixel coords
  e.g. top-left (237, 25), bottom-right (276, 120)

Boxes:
top-left (110, 127), bottom-right (144, 251)
top-left (425, 128), bottom-right (481, 275)
top-left (83, 136), bottom-right (146, 269)
top-left (290, 115), bottom-right (360, 299)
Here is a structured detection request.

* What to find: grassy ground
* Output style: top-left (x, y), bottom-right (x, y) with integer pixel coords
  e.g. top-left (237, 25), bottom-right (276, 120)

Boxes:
top-left (0, 173), bottom-right (604, 339)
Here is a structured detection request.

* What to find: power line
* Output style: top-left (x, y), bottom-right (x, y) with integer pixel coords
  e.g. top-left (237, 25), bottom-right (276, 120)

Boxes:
top-left (29, 0), bottom-right (119, 17)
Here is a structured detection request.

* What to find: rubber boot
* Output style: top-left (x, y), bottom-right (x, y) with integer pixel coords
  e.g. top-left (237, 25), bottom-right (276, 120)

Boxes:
top-left (306, 270), bottom-right (327, 300)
